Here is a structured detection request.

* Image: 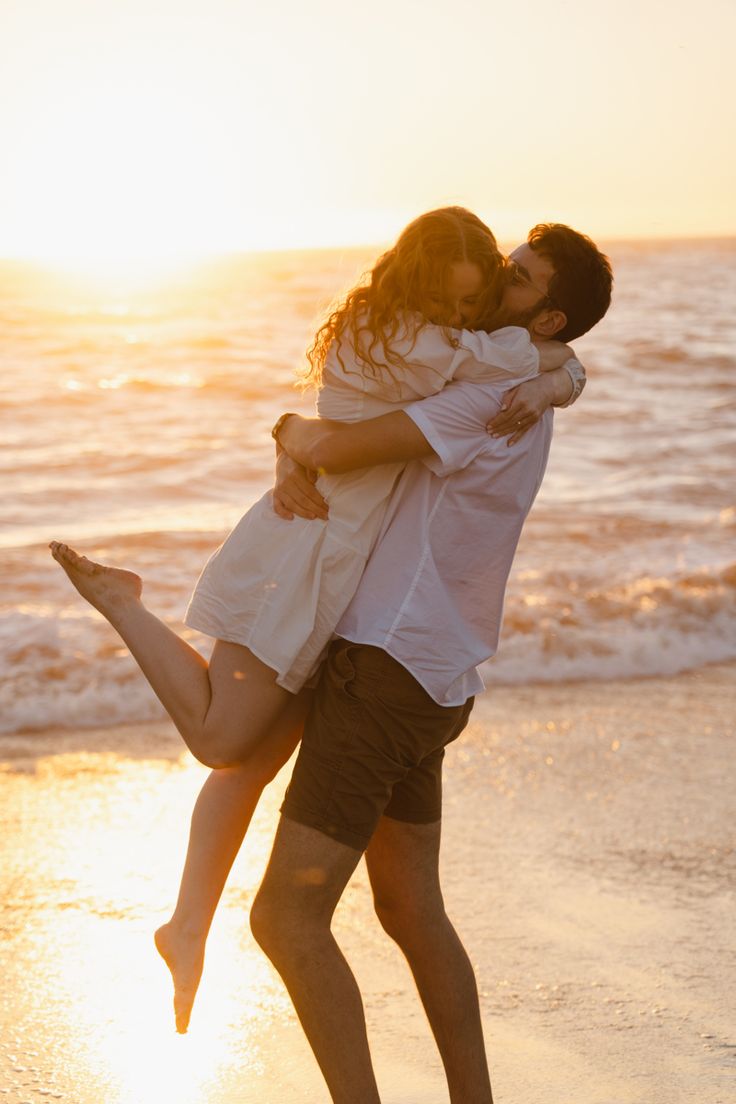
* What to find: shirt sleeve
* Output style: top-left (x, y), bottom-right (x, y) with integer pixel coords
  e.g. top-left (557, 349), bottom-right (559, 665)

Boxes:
top-left (449, 326), bottom-right (539, 384)
top-left (404, 381), bottom-right (512, 477)
top-left (332, 316), bottom-right (539, 403)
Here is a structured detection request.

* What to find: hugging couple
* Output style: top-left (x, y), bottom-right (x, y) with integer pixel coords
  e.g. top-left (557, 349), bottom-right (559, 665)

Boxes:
top-left (51, 206), bottom-right (612, 1104)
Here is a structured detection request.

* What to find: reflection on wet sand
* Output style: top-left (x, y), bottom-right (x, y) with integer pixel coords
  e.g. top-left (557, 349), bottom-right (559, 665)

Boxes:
top-left (2, 667), bottom-right (735, 1104)
top-left (0, 730), bottom-right (323, 1103)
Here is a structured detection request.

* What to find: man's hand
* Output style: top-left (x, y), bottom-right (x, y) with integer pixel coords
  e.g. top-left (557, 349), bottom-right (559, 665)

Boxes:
top-left (272, 451), bottom-right (329, 521)
top-left (487, 373), bottom-right (561, 446)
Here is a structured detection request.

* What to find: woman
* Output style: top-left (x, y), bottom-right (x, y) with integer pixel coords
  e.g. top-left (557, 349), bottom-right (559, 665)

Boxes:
top-left (50, 206), bottom-right (577, 1031)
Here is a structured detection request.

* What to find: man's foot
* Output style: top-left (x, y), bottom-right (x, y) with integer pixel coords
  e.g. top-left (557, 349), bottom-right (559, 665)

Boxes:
top-left (49, 541), bottom-right (142, 619)
top-left (154, 921), bottom-right (206, 1034)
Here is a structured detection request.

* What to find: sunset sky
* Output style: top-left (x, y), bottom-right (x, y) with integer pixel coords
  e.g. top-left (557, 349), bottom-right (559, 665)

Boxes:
top-left (1, 0), bottom-right (734, 263)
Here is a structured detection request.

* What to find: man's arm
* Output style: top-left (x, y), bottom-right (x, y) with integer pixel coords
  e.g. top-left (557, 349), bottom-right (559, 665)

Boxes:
top-left (277, 411), bottom-right (434, 474)
top-left (273, 379), bottom-right (527, 519)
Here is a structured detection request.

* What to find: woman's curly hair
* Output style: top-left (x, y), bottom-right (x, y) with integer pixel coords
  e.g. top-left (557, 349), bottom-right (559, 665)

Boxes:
top-left (302, 207), bottom-right (508, 390)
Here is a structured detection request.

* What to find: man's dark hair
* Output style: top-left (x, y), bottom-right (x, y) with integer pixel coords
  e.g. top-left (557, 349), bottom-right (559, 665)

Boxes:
top-left (528, 223), bottom-right (613, 341)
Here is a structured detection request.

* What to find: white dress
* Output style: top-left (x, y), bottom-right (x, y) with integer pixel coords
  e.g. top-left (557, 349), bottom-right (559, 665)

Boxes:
top-left (184, 318), bottom-right (538, 692)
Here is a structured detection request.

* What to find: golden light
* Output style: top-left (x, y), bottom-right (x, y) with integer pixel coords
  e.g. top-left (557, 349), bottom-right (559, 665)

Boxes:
top-left (2, 744), bottom-right (298, 1102)
top-left (2, 7), bottom-right (318, 274)
top-left (11, 73), bottom-right (230, 271)
top-left (3, 0), bottom-right (734, 275)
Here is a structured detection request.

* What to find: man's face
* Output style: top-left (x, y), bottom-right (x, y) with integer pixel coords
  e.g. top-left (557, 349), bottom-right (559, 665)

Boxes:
top-left (502, 243), bottom-right (556, 326)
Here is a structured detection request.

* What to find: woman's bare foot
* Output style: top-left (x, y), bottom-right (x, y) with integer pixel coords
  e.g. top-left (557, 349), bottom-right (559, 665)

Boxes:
top-left (154, 921), bottom-right (206, 1034)
top-left (49, 541), bottom-right (142, 620)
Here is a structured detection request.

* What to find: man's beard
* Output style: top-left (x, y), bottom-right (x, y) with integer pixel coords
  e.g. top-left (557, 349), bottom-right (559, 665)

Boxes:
top-left (476, 300), bottom-right (544, 333)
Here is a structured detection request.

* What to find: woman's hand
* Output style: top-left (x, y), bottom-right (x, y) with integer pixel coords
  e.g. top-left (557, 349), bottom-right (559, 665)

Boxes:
top-left (272, 451), bottom-right (329, 521)
top-left (487, 373), bottom-right (559, 446)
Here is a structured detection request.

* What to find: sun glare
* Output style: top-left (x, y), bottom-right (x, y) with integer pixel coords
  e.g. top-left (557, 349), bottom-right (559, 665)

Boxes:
top-left (1, 0), bottom-right (734, 271)
top-left (35, 251), bottom-right (207, 288)
top-left (2, 11), bottom-right (276, 271)
top-left (12, 80), bottom-right (227, 269)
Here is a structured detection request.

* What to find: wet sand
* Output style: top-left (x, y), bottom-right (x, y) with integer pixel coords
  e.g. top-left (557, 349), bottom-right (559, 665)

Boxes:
top-left (1, 664), bottom-right (734, 1104)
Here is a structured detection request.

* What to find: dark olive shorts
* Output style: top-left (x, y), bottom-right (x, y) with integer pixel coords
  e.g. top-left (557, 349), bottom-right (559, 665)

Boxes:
top-left (280, 639), bottom-right (474, 852)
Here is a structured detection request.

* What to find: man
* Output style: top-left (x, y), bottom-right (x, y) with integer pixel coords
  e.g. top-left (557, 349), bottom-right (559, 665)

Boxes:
top-left (249, 224), bottom-right (613, 1104)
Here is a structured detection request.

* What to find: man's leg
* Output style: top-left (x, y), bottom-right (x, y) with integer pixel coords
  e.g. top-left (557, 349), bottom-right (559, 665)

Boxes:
top-left (250, 817), bottom-right (381, 1104)
top-left (365, 815), bottom-right (494, 1104)
top-left (249, 639), bottom-right (475, 1102)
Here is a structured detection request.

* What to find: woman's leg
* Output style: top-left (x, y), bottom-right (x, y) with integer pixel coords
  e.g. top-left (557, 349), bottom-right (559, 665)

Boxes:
top-left (155, 690), bottom-right (310, 1032)
top-left (49, 542), bottom-right (291, 766)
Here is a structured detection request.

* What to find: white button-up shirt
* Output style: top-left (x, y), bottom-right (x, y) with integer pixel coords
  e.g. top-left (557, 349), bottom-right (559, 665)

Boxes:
top-left (336, 380), bottom-right (553, 705)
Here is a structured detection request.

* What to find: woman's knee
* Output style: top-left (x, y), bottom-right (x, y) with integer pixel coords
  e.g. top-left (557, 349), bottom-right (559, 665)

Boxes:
top-left (198, 719), bottom-right (253, 769)
top-left (203, 709), bottom-right (301, 769)
top-left (193, 743), bottom-right (242, 770)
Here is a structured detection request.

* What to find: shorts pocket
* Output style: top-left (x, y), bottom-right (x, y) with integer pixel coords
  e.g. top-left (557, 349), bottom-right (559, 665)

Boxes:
top-left (330, 642), bottom-right (384, 703)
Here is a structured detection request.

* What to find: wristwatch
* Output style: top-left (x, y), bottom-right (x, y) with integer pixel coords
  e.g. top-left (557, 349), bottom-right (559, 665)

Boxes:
top-left (271, 412), bottom-right (297, 443)
top-left (556, 357), bottom-right (587, 408)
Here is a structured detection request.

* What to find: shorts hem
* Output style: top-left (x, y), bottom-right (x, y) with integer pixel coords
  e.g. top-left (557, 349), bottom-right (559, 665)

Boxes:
top-left (382, 808), bottom-right (443, 826)
top-left (280, 804), bottom-right (370, 854)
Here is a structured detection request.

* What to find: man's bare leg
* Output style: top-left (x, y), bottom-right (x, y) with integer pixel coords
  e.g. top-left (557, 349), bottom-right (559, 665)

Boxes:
top-left (250, 818), bottom-right (381, 1104)
top-left (49, 542), bottom-right (292, 766)
top-left (155, 693), bottom-right (309, 1032)
top-left (365, 816), bottom-right (494, 1104)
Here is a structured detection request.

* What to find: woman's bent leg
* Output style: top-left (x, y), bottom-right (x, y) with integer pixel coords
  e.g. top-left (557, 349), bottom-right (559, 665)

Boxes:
top-left (49, 543), bottom-right (294, 765)
top-left (155, 690), bottom-right (310, 1032)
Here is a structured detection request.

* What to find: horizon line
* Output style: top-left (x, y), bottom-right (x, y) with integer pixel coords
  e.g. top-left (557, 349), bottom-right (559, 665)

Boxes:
top-left (0, 230), bottom-right (734, 268)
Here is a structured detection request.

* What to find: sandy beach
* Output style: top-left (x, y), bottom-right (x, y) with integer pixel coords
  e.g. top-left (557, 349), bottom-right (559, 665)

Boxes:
top-left (1, 663), bottom-right (734, 1104)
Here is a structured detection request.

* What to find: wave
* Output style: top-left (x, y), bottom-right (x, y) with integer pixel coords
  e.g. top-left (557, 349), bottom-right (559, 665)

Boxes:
top-left (484, 561), bottom-right (736, 685)
top-left (2, 561), bottom-right (734, 735)
top-left (1, 240), bottom-right (734, 734)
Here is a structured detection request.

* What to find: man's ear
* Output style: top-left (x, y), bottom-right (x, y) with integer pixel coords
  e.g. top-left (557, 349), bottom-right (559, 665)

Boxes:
top-left (531, 309), bottom-right (567, 338)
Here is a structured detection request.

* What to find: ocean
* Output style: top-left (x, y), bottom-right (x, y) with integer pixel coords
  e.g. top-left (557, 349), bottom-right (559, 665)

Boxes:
top-left (2, 240), bottom-right (735, 735)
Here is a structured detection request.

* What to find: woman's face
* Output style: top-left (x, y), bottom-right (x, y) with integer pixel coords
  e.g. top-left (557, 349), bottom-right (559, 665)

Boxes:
top-left (423, 261), bottom-right (485, 327)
